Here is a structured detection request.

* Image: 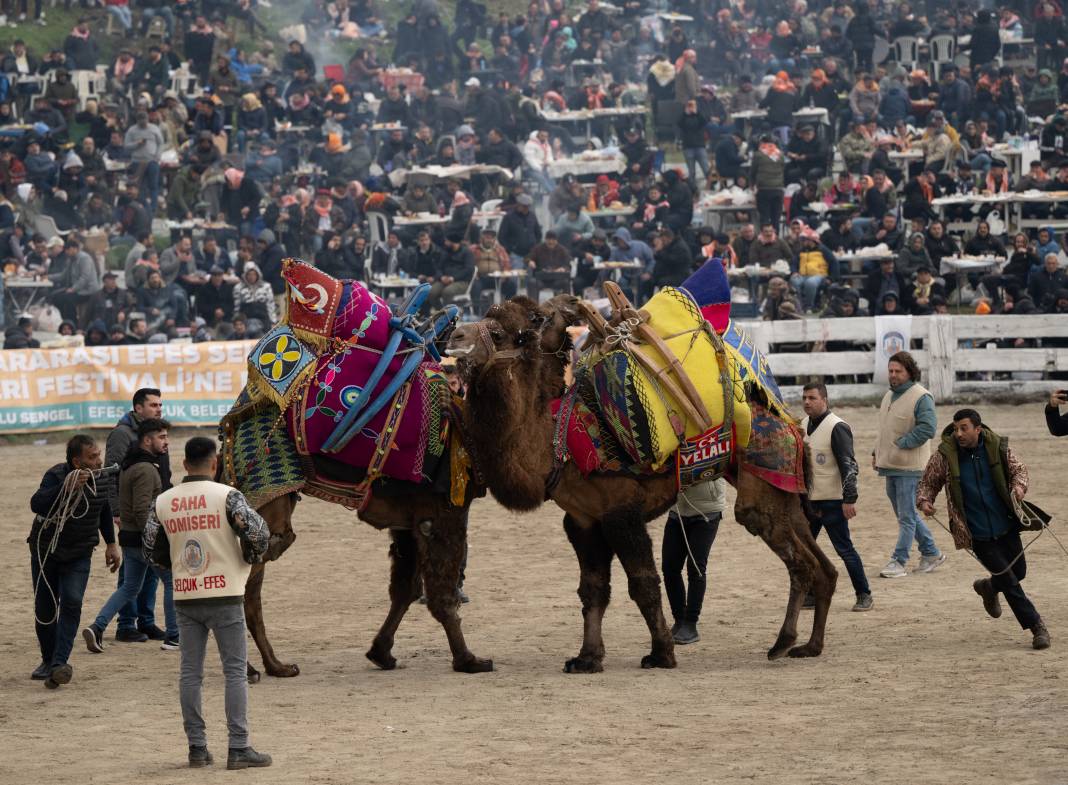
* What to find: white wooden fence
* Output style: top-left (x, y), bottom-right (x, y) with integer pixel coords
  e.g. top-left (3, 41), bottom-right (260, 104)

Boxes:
top-left (736, 314), bottom-right (1068, 402)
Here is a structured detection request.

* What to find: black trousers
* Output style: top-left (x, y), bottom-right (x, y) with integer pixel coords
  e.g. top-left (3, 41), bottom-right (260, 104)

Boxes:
top-left (661, 512), bottom-right (721, 624)
top-left (971, 530), bottom-right (1040, 630)
top-left (756, 188), bottom-right (784, 232)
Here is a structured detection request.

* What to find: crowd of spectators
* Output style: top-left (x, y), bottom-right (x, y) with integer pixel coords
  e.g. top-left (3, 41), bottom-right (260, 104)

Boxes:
top-left (2, 0), bottom-right (1068, 351)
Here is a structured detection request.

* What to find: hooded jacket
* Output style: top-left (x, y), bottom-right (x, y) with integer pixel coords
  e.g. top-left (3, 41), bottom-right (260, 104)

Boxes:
top-left (610, 228), bottom-right (655, 270)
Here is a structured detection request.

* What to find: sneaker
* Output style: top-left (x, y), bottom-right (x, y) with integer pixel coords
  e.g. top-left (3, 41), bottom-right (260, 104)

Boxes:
top-left (672, 622), bottom-right (700, 645)
top-left (44, 663), bottom-right (72, 689)
top-left (82, 625), bottom-right (105, 653)
top-left (879, 560), bottom-right (908, 579)
top-left (161, 637), bottom-right (180, 651)
top-left (973, 578), bottom-right (1002, 618)
top-left (137, 623), bottom-right (167, 641)
top-left (917, 553), bottom-right (947, 573)
top-left (801, 592), bottom-right (816, 609)
top-left (1032, 621), bottom-right (1051, 650)
top-left (852, 593), bottom-right (874, 612)
top-left (188, 746), bottom-right (214, 768)
top-left (31, 661), bottom-right (51, 680)
top-left (227, 747), bottom-right (273, 770)
top-left (115, 629), bottom-right (149, 643)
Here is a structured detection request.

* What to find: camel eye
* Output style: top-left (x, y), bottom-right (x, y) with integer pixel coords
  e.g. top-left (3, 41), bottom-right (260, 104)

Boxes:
top-left (490, 329), bottom-right (503, 341)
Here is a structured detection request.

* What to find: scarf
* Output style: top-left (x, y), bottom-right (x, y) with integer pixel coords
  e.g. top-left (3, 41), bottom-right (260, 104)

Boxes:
top-left (70, 26), bottom-right (89, 40)
top-left (985, 169), bottom-right (1010, 193)
top-left (641, 198), bottom-right (668, 222)
top-left (674, 49), bottom-right (696, 74)
top-left (224, 167), bottom-right (244, 188)
top-left (920, 178), bottom-right (934, 203)
top-left (649, 60), bottom-right (676, 87)
top-left (810, 69), bottom-right (828, 89)
top-left (758, 142), bottom-right (782, 162)
top-left (314, 195), bottom-right (333, 217)
top-left (772, 71), bottom-right (794, 93)
top-left (114, 56), bottom-right (135, 79)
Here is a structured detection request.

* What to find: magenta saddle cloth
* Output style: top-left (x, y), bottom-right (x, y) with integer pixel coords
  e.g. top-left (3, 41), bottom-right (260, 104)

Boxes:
top-left (286, 282), bottom-right (450, 485)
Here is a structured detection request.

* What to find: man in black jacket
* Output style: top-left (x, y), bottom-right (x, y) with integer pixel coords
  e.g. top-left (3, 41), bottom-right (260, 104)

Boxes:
top-left (646, 227), bottom-right (693, 297)
top-left (677, 99), bottom-right (710, 187)
top-left (29, 435), bottom-right (120, 688)
top-left (430, 232), bottom-right (475, 311)
top-left (785, 125), bottom-right (827, 185)
top-left (498, 194), bottom-right (542, 265)
top-left (1047, 390), bottom-right (1068, 436)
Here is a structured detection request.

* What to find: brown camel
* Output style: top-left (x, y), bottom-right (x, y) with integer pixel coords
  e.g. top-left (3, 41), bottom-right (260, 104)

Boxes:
top-left (447, 295), bottom-right (837, 672)
top-left (233, 436), bottom-right (492, 682)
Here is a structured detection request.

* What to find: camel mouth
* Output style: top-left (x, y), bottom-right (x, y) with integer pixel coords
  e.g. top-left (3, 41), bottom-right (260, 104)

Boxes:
top-left (445, 345), bottom-right (475, 357)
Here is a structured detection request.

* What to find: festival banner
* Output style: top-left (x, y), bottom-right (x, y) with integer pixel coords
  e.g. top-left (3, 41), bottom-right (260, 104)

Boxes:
top-left (0, 340), bottom-right (255, 434)
top-left (873, 315), bottom-right (912, 385)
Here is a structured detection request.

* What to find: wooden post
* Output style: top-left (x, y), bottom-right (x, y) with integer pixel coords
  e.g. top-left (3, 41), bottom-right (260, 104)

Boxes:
top-left (924, 315), bottom-right (955, 401)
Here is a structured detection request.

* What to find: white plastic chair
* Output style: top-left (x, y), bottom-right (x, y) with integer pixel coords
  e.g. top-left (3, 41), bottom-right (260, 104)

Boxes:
top-left (928, 35), bottom-right (957, 81)
top-left (892, 36), bottom-right (920, 69)
top-left (71, 69), bottom-right (101, 111)
top-left (34, 214), bottom-right (69, 240)
top-left (367, 211), bottom-right (390, 249)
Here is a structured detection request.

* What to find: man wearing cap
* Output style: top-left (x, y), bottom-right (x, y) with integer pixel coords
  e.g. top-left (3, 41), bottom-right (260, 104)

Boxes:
top-left (936, 68), bottom-right (971, 130)
top-left (431, 233), bottom-right (476, 311)
top-left (87, 270), bottom-right (133, 329)
top-left (785, 125), bottom-right (827, 185)
top-left (498, 193), bottom-right (543, 267)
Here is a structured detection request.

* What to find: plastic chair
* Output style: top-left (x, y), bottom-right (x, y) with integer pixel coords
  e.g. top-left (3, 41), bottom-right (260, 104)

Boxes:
top-left (367, 211), bottom-right (390, 249)
top-left (892, 36), bottom-right (920, 69)
top-left (34, 214), bottom-right (69, 240)
top-left (72, 69), bottom-right (101, 111)
top-left (323, 64), bottom-right (345, 83)
top-left (928, 35), bottom-right (957, 81)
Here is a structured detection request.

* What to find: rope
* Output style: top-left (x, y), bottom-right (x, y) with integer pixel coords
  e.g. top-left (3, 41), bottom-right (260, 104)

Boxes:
top-left (33, 469), bottom-right (101, 626)
top-left (927, 513), bottom-right (1047, 577)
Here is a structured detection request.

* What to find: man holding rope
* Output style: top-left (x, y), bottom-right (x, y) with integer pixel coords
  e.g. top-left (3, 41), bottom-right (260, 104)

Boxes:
top-left (28, 435), bottom-right (121, 689)
top-left (917, 409), bottom-right (1050, 650)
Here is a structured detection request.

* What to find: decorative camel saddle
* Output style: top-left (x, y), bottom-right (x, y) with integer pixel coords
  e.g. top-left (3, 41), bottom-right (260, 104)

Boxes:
top-left (556, 260), bottom-right (805, 493)
top-left (221, 259), bottom-right (464, 510)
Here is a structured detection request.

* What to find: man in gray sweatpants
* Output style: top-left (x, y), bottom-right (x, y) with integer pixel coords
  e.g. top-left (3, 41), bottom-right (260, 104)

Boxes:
top-left (144, 436), bottom-right (272, 770)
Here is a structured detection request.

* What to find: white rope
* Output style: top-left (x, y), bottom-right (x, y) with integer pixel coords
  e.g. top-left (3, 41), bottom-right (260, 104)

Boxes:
top-left (927, 513), bottom-right (1047, 578)
top-left (669, 492), bottom-right (721, 580)
top-left (33, 470), bottom-right (99, 626)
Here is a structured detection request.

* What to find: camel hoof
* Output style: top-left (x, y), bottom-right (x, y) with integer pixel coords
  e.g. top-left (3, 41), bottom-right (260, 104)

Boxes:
top-left (365, 647), bottom-right (397, 671)
top-left (265, 662), bottom-right (300, 678)
top-left (640, 652), bottom-right (677, 669)
top-left (787, 643), bottom-right (823, 658)
top-left (246, 665), bottom-right (261, 685)
top-left (767, 636), bottom-right (799, 660)
top-left (453, 657), bottom-right (494, 674)
top-left (563, 656), bottom-right (604, 674)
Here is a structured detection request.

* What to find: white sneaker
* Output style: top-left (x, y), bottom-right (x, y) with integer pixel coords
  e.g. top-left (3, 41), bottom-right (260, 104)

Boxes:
top-left (879, 559), bottom-right (908, 578)
top-left (917, 553), bottom-right (947, 573)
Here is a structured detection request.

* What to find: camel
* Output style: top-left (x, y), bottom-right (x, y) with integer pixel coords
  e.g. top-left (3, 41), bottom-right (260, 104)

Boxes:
top-left (239, 473), bottom-right (492, 682)
top-left (447, 295), bottom-right (838, 672)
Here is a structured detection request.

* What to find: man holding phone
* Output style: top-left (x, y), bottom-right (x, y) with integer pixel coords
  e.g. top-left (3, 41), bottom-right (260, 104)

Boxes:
top-left (1045, 389), bottom-right (1068, 436)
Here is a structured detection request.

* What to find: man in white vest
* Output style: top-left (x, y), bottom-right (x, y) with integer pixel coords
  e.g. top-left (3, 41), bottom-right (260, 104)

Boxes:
top-left (143, 437), bottom-right (272, 770)
top-left (872, 351), bottom-right (946, 579)
top-left (800, 382), bottom-right (873, 611)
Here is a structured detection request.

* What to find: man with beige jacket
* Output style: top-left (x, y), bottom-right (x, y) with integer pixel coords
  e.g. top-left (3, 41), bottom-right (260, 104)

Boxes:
top-left (872, 351), bottom-right (946, 578)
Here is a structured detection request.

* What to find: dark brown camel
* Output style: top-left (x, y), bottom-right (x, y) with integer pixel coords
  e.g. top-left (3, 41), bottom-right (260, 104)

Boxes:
top-left (447, 295), bottom-right (837, 672)
top-left (236, 440), bottom-right (492, 682)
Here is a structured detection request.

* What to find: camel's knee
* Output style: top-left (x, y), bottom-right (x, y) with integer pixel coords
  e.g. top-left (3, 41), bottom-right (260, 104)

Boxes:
top-left (265, 529), bottom-right (296, 561)
top-left (626, 573), bottom-right (662, 606)
top-left (577, 573), bottom-right (611, 609)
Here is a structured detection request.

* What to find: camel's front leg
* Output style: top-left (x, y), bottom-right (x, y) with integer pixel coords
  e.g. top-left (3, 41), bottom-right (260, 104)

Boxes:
top-left (244, 495), bottom-right (299, 681)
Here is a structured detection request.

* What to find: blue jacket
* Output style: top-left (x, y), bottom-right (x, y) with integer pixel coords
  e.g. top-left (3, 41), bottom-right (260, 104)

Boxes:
top-left (226, 49), bottom-right (265, 85)
top-left (610, 227), bottom-right (655, 272)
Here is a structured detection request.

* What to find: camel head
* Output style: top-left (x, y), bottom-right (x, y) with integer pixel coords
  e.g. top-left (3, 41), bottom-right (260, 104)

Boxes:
top-left (446, 295), bottom-right (582, 384)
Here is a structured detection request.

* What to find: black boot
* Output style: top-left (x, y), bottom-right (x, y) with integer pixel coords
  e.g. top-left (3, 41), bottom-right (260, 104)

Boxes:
top-left (673, 622), bottom-right (699, 645)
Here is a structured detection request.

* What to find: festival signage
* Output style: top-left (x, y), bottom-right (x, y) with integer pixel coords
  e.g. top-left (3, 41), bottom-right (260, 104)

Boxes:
top-left (0, 340), bottom-right (255, 433)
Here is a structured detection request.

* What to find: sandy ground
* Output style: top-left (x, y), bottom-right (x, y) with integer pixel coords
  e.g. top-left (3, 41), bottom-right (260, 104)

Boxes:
top-left (2, 402), bottom-right (1067, 785)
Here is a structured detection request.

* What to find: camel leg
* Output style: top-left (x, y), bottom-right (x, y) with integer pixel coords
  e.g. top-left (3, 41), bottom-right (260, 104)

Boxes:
top-left (562, 513), bottom-right (613, 674)
top-left (366, 529), bottom-right (422, 670)
top-left (244, 495), bottom-right (299, 681)
top-left (785, 512), bottom-right (838, 659)
top-left (417, 514), bottom-right (493, 674)
top-left (244, 562), bottom-right (300, 678)
top-left (599, 509), bottom-right (676, 670)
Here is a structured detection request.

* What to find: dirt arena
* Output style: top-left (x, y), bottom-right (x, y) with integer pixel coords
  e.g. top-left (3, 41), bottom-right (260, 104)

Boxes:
top-left (1, 402), bottom-right (1066, 785)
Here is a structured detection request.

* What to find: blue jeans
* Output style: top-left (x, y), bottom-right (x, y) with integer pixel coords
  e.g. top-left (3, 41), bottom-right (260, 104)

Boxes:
top-left (93, 551), bottom-right (173, 636)
top-left (116, 558), bottom-right (159, 633)
top-left (885, 475), bottom-right (940, 565)
top-left (524, 167), bottom-right (554, 194)
top-left (683, 147), bottom-right (710, 184)
top-left (135, 160), bottom-right (161, 213)
top-left (792, 273), bottom-right (825, 311)
top-left (30, 548), bottom-right (92, 668)
top-left (107, 4), bottom-right (132, 30)
top-left (140, 6), bottom-right (175, 37)
top-left (810, 500), bottom-right (870, 596)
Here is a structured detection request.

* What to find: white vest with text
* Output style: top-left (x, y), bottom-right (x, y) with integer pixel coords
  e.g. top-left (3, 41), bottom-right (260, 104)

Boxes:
top-left (873, 383), bottom-right (932, 472)
top-left (802, 413), bottom-right (844, 501)
top-left (156, 480), bottom-right (251, 602)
